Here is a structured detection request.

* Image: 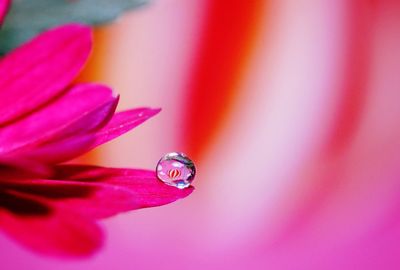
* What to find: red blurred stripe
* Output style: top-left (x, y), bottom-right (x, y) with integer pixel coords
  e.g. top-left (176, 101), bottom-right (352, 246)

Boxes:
top-left (328, 0), bottom-right (400, 156)
top-left (182, 1), bottom-right (266, 160)
top-left (325, 1), bottom-right (373, 155)
top-left (271, 1), bottom-right (375, 246)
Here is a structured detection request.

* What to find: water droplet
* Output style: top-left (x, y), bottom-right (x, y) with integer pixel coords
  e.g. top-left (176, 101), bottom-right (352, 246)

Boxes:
top-left (156, 152), bottom-right (196, 189)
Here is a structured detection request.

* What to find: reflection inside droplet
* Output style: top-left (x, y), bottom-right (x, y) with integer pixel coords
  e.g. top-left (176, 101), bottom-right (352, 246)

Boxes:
top-left (156, 152), bottom-right (196, 189)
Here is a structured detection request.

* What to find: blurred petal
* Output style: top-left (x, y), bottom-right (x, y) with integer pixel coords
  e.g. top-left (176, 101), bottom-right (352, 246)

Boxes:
top-left (0, 0), bottom-right (9, 25)
top-left (0, 24), bottom-right (92, 125)
top-left (6, 108), bottom-right (159, 163)
top-left (42, 165), bottom-right (194, 218)
top-left (4, 179), bottom-right (133, 219)
top-left (0, 84), bottom-right (118, 155)
top-left (24, 135), bottom-right (96, 164)
top-left (0, 189), bottom-right (103, 257)
top-left (93, 108), bottom-right (161, 147)
top-left (0, 155), bottom-right (53, 177)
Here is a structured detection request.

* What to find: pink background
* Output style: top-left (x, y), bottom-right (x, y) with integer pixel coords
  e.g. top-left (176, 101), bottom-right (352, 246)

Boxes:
top-left (2, 0), bottom-right (400, 269)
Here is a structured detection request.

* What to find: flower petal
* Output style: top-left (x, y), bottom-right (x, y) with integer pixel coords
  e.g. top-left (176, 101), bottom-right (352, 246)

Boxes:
top-left (4, 165), bottom-right (194, 219)
top-left (0, 189), bottom-right (103, 257)
top-left (4, 179), bottom-right (133, 219)
top-left (93, 108), bottom-right (161, 148)
top-left (0, 155), bottom-right (53, 177)
top-left (26, 108), bottom-right (162, 162)
top-left (1, 107), bottom-right (156, 163)
top-left (0, 24), bottom-right (92, 125)
top-left (0, 0), bottom-right (10, 25)
top-left (24, 135), bottom-right (96, 164)
top-left (0, 83), bottom-right (118, 155)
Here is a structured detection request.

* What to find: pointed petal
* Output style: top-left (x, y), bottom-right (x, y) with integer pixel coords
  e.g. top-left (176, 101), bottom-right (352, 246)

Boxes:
top-left (5, 165), bottom-right (194, 219)
top-left (0, 24), bottom-right (92, 125)
top-left (0, 83), bottom-right (118, 155)
top-left (93, 108), bottom-right (161, 147)
top-left (0, 0), bottom-right (10, 25)
top-left (27, 108), bottom-right (162, 162)
top-left (24, 135), bottom-right (96, 164)
top-left (29, 108), bottom-right (159, 162)
top-left (0, 189), bottom-right (103, 257)
top-left (4, 179), bottom-right (135, 219)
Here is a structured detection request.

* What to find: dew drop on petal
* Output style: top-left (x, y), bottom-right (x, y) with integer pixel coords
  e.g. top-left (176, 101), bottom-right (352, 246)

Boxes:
top-left (156, 152), bottom-right (196, 189)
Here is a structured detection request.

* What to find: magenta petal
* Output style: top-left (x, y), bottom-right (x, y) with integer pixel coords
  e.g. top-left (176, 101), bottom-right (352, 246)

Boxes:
top-left (0, 189), bottom-right (103, 257)
top-left (93, 108), bottom-right (161, 148)
top-left (0, 24), bottom-right (92, 125)
top-left (0, 83), bottom-right (118, 155)
top-left (0, 0), bottom-right (9, 25)
top-left (29, 108), bottom-right (161, 162)
top-left (0, 155), bottom-right (53, 177)
top-left (4, 179), bottom-right (136, 219)
top-left (35, 165), bottom-right (194, 218)
top-left (24, 135), bottom-right (96, 164)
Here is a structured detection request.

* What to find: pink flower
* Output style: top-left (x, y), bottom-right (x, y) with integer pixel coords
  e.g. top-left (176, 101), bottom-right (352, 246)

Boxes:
top-left (0, 2), bottom-right (193, 257)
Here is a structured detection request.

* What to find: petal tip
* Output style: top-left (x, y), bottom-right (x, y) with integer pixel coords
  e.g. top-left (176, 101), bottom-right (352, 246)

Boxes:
top-left (185, 185), bottom-right (195, 195)
top-left (153, 107), bottom-right (162, 113)
top-left (48, 23), bottom-right (93, 52)
top-left (147, 107), bottom-right (162, 117)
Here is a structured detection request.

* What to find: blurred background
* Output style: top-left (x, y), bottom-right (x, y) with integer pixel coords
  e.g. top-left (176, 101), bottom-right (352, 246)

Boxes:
top-left (2, 0), bottom-right (400, 269)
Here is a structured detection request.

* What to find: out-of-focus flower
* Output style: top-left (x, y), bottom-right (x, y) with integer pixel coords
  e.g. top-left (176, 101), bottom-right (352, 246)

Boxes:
top-left (73, 1), bottom-right (400, 270)
top-left (0, 3), bottom-right (193, 257)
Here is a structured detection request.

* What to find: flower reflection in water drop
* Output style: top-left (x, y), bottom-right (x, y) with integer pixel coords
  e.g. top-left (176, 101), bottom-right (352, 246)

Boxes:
top-left (156, 152), bottom-right (196, 189)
